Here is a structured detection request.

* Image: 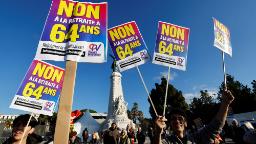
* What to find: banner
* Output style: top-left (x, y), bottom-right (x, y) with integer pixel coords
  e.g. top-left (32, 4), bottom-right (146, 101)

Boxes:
top-left (152, 21), bottom-right (190, 71)
top-left (10, 60), bottom-right (65, 116)
top-left (213, 18), bottom-right (232, 56)
top-left (108, 21), bottom-right (149, 72)
top-left (36, 0), bottom-right (108, 63)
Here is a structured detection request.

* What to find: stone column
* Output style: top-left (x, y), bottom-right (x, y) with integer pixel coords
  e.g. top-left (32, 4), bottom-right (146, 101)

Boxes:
top-left (103, 71), bottom-right (133, 130)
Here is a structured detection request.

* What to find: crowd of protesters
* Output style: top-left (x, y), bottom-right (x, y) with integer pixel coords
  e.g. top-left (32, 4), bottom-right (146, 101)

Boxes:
top-left (64, 122), bottom-right (147, 144)
top-left (102, 123), bottom-right (146, 144)
top-left (1, 115), bottom-right (148, 144)
top-left (2, 90), bottom-right (256, 144)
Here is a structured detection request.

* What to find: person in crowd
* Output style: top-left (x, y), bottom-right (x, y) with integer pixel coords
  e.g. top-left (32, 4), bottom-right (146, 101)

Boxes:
top-left (136, 127), bottom-right (145, 144)
top-left (230, 119), bottom-right (245, 143)
top-left (127, 127), bottom-right (135, 144)
top-left (3, 114), bottom-right (43, 144)
top-left (221, 120), bottom-right (231, 142)
top-left (82, 128), bottom-right (89, 143)
top-left (42, 131), bottom-right (54, 144)
top-left (242, 122), bottom-right (256, 144)
top-left (69, 131), bottom-right (82, 144)
top-left (90, 131), bottom-right (100, 144)
top-left (126, 124), bottom-right (130, 133)
top-left (147, 127), bottom-right (154, 143)
top-left (154, 90), bottom-right (234, 144)
top-left (98, 131), bottom-right (104, 144)
top-left (103, 122), bottom-right (119, 144)
top-left (119, 129), bottom-right (130, 144)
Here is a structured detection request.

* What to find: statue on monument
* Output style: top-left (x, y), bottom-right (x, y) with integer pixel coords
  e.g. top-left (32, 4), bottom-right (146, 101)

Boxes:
top-left (110, 54), bottom-right (119, 72)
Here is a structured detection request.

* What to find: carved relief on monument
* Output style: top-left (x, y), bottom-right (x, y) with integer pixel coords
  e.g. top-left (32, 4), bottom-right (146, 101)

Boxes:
top-left (113, 96), bottom-right (127, 115)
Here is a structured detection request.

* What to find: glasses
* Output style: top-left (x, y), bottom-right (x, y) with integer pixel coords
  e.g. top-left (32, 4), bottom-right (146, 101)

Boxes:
top-left (170, 116), bottom-right (185, 122)
top-left (13, 127), bottom-right (25, 133)
top-left (13, 125), bottom-right (32, 133)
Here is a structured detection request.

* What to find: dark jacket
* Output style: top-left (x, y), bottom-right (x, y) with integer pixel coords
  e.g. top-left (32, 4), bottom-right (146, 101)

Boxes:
top-left (136, 131), bottom-right (146, 144)
top-left (69, 136), bottom-right (82, 144)
top-left (3, 133), bottom-right (43, 144)
top-left (103, 128), bottom-right (119, 144)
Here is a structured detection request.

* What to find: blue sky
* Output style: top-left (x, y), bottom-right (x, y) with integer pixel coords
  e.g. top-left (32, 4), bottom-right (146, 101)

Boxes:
top-left (1, 0), bottom-right (256, 118)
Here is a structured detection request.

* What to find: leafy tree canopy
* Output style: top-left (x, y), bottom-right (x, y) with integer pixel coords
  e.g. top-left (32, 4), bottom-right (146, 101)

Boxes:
top-left (127, 102), bottom-right (144, 124)
top-left (218, 74), bottom-right (256, 114)
top-left (148, 77), bottom-right (189, 121)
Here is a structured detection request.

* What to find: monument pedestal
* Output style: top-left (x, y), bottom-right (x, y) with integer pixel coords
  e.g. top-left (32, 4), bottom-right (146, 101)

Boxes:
top-left (104, 115), bottom-right (133, 130)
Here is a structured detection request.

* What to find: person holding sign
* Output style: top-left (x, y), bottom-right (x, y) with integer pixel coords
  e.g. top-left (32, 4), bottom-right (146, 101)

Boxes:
top-left (153, 90), bottom-right (234, 144)
top-left (3, 114), bottom-right (42, 144)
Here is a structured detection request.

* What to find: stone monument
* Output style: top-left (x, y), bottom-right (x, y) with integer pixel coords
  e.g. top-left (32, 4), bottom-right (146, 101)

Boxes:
top-left (102, 59), bottom-right (134, 130)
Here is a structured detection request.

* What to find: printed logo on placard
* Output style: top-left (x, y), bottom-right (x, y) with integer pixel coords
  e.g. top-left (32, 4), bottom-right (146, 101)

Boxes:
top-left (140, 51), bottom-right (148, 59)
top-left (43, 102), bottom-right (54, 111)
top-left (177, 57), bottom-right (184, 66)
top-left (88, 44), bottom-right (101, 56)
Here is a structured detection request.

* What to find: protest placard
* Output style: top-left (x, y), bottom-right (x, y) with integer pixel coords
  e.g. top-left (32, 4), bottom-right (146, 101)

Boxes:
top-left (152, 21), bottom-right (190, 71)
top-left (10, 59), bottom-right (65, 116)
top-left (213, 18), bottom-right (232, 90)
top-left (108, 21), bottom-right (158, 115)
top-left (108, 21), bottom-right (149, 72)
top-left (213, 18), bottom-right (232, 56)
top-left (36, 0), bottom-right (108, 63)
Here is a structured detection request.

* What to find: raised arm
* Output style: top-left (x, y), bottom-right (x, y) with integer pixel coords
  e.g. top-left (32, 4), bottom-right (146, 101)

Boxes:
top-left (153, 116), bottom-right (167, 144)
top-left (215, 90), bottom-right (234, 126)
top-left (195, 90), bottom-right (234, 143)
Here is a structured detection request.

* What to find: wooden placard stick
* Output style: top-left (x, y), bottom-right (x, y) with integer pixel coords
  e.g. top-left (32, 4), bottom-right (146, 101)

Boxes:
top-left (54, 61), bottom-right (77, 144)
top-left (222, 52), bottom-right (227, 91)
top-left (163, 66), bottom-right (170, 116)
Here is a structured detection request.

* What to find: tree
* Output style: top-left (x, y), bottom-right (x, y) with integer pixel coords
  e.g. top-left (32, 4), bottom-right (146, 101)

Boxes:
top-left (49, 112), bottom-right (57, 133)
top-left (37, 112), bottom-right (57, 133)
top-left (149, 77), bottom-right (189, 121)
top-left (140, 118), bottom-right (152, 131)
top-left (252, 80), bottom-right (256, 103)
top-left (4, 119), bottom-right (13, 129)
top-left (190, 90), bottom-right (219, 123)
top-left (252, 80), bottom-right (256, 95)
top-left (38, 114), bottom-right (49, 125)
top-left (128, 102), bottom-right (144, 124)
top-left (218, 74), bottom-right (256, 113)
top-left (80, 109), bottom-right (97, 113)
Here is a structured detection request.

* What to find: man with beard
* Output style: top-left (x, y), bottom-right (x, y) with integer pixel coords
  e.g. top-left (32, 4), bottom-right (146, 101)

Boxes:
top-left (103, 122), bottom-right (119, 144)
